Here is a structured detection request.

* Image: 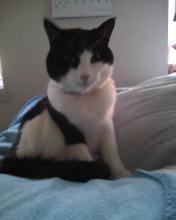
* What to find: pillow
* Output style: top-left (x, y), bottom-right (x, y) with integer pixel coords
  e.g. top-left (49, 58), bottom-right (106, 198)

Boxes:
top-left (114, 73), bottom-right (176, 171)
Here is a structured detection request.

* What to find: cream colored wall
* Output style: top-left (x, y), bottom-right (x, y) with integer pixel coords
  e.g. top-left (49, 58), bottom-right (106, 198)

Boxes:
top-left (0, 0), bottom-right (168, 131)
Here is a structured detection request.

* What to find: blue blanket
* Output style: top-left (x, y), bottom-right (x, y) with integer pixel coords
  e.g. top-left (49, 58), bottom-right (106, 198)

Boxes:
top-left (0, 96), bottom-right (176, 220)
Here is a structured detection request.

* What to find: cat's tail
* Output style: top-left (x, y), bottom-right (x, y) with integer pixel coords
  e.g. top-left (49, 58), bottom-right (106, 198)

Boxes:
top-left (0, 157), bottom-right (111, 182)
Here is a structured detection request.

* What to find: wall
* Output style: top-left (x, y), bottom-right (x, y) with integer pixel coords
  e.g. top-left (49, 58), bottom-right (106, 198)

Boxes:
top-left (0, 0), bottom-right (168, 131)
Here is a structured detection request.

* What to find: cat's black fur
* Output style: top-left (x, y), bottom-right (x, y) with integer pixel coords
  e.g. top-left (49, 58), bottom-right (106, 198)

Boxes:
top-left (46, 97), bottom-right (86, 145)
top-left (0, 158), bottom-right (110, 182)
top-left (0, 18), bottom-right (115, 181)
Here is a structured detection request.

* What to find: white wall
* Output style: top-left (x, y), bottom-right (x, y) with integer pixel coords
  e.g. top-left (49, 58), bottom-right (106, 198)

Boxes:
top-left (0, 0), bottom-right (168, 131)
top-left (111, 0), bottom-right (168, 86)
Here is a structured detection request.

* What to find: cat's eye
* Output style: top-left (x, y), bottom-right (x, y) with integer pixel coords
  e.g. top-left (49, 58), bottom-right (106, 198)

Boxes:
top-left (91, 53), bottom-right (101, 63)
top-left (63, 55), bottom-right (78, 67)
top-left (64, 55), bottom-right (73, 62)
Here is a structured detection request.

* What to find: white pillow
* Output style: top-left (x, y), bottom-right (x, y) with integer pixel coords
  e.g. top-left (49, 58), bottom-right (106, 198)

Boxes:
top-left (114, 74), bottom-right (176, 171)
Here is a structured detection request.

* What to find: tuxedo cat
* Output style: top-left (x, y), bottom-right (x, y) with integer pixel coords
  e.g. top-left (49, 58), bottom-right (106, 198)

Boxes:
top-left (0, 18), bottom-right (130, 181)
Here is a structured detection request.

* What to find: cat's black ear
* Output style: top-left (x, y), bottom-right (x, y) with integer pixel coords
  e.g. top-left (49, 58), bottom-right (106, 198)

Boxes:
top-left (94, 18), bottom-right (115, 45)
top-left (44, 19), bottom-right (61, 44)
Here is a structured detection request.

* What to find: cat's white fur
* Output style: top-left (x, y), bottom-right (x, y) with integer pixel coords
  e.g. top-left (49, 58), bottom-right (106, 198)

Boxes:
top-left (16, 50), bottom-right (130, 178)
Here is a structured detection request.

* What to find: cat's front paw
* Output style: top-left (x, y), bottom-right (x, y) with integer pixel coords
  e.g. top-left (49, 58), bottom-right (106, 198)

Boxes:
top-left (112, 169), bottom-right (132, 179)
top-left (118, 169), bottom-right (132, 178)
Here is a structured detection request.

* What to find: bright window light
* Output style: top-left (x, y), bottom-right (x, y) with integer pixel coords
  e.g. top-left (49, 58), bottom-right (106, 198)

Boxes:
top-left (168, 0), bottom-right (176, 64)
top-left (0, 59), bottom-right (4, 89)
top-left (168, 0), bottom-right (176, 46)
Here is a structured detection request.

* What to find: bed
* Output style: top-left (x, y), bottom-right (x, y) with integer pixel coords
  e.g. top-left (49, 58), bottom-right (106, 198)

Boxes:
top-left (0, 74), bottom-right (176, 219)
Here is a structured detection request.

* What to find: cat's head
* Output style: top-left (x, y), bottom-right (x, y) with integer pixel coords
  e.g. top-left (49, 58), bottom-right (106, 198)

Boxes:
top-left (44, 18), bottom-right (115, 95)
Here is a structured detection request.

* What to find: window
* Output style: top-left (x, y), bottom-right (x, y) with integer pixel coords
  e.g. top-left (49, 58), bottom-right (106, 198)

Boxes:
top-left (168, 0), bottom-right (176, 46)
top-left (0, 59), bottom-right (4, 89)
top-left (0, 58), bottom-right (6, 100)
top-left (168, 0), bottom-right (176, 73)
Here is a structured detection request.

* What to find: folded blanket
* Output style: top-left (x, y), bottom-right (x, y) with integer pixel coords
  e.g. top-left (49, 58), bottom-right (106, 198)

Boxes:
top-left (0, 96), bottom-right (43, 160)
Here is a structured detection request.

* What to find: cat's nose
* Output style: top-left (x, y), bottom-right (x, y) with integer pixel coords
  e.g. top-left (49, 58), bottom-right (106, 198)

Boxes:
top-left (80, 74), bottom-right (90, 81)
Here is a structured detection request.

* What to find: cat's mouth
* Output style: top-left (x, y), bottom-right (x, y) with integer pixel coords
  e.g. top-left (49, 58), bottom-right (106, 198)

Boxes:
top-left (78, 81), bottom-right (90, 87)
top-left (77, 78), bottom-right (94, 88)
top-left (60, 80), bottom-right (101, 96)
top-left (79, 81), bottom-right (100, 95)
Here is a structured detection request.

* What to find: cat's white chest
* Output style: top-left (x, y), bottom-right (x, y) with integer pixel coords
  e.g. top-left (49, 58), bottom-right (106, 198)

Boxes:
top-left (47, 79), bottom-right (116, 152)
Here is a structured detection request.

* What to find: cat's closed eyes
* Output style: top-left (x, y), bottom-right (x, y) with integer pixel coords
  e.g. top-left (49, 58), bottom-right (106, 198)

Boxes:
top-left (0, 18), bottom-right (130, 181)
